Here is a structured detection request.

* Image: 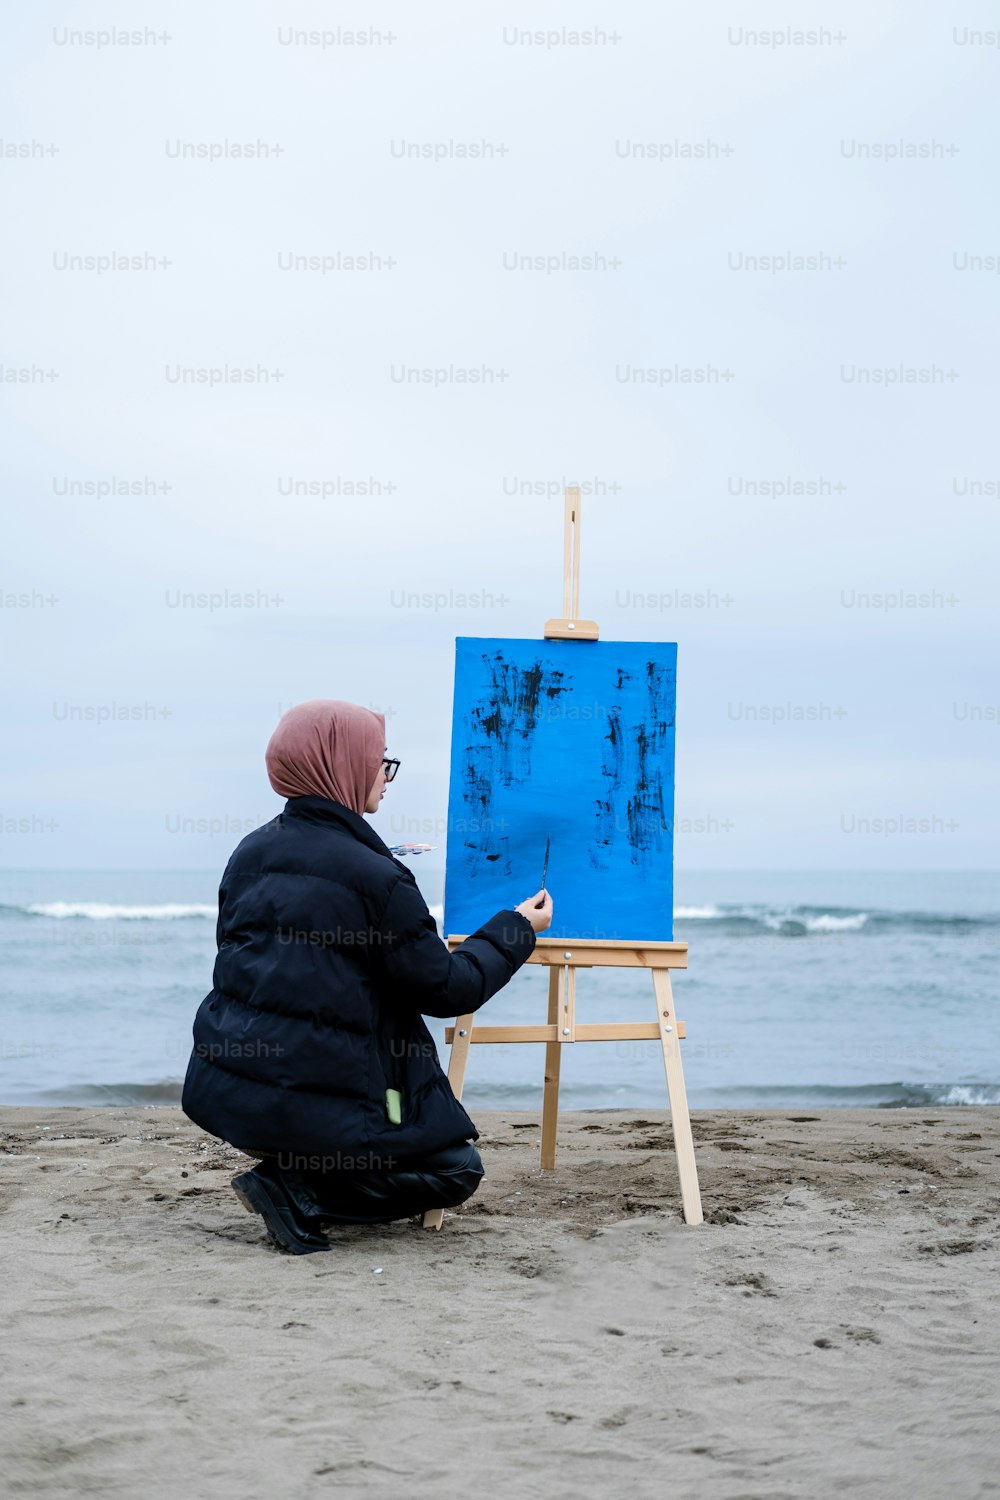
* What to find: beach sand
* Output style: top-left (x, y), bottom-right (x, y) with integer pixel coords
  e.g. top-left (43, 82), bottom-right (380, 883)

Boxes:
top-left (1, 1105), bottom-right (998, 1498)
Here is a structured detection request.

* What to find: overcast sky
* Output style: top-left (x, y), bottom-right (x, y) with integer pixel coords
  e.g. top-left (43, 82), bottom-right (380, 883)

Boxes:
top-left (2, 1), bottom-right (997, 872)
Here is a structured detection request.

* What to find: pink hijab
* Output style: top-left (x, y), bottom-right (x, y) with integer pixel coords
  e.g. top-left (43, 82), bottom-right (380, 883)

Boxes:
top-left (265, 700), bottom-right (386, 816)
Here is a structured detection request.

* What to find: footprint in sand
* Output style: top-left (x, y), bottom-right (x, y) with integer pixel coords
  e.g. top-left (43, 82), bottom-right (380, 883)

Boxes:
top-left (724, 1271), bottom-right (777, 1297)
top-left (815, 1326), bottom-right (882, 1348)
top-left (917, 1238), bottom-right (986, 1256)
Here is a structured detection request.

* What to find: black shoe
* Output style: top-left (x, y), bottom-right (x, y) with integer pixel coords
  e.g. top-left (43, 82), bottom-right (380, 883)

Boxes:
top-left (231, 1167), bottom-right (331, 1255)
top-left (273, 1166), bottom-right (330, 1227)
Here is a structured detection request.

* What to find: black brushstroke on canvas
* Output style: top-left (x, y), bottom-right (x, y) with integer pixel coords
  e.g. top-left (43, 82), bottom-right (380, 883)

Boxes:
top-left (591, 658), bottom-right (675, 870)
top-left (592, 694), bottom-right (628, 867)
top-left (624, 659), bottom-right (675, 864)
top-left (461, 651), bottom-right (568, 876)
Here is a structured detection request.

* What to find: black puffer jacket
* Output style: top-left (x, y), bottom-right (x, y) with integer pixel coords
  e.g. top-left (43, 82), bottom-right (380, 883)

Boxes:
top-left (181, 794), bottom-right (536, 1164)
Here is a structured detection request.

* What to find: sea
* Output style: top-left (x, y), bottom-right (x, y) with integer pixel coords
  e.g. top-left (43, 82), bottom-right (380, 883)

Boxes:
top-left (0, 868), bottom-right (996, 1112)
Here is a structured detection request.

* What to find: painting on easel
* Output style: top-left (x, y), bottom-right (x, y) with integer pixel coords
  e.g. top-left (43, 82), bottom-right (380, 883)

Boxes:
top-left (443, 636), bottom-right (678, 942)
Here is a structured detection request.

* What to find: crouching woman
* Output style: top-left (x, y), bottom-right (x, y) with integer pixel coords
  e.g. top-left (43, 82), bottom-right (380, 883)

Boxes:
top-left (181, 698), bottom-right (552, 1254)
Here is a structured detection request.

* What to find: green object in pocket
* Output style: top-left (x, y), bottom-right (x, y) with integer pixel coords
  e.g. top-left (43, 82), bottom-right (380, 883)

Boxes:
top-left (385, 1088), bottom-right (402, 1125)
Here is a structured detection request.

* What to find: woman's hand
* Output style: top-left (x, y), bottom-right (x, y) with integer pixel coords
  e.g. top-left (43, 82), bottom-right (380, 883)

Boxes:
top-left (515, 888), bottom-right (553, 934)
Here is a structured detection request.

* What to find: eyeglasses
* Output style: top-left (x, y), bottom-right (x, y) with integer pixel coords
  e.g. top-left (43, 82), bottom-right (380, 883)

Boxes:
top-left (382, 756), bottom-right (401, 783)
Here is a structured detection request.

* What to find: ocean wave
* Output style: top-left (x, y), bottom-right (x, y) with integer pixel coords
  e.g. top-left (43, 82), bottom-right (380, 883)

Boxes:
top-left (760, 911), bottom-right (869, 935)
top-left (33, 1080), bottom-right (185, 1106)
top-left (673, 903), bottom-right (997, 937)
top-left (926, 1083), bottom-right (1000, 1107)
top-left (690, 1081), bottom-right (1000, 1109)
top-left (798, 913), bottom-right (868, 932)
top-left (17, 902), bottom-right (216, 921)
top-left (672, 904), bottom-right (869, 931)
top-left (36, 1079), bottom-right (997, 1110)
top-left (5, 898), bottom-right (995, 936)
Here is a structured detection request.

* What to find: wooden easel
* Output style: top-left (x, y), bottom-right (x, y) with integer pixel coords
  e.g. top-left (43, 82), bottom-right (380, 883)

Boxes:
top-left (422, 489), bottom-right (703, 1229)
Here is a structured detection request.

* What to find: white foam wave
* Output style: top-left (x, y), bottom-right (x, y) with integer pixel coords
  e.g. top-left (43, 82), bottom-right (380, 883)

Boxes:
top-left (760, 912), bottom-right (868, 932)
top-left (24, 902), bottom-right (216, 921)
top-left (933, 1084), bottom-right (1000, 1106)
top-left (804, 913), bottom-right (868, 932)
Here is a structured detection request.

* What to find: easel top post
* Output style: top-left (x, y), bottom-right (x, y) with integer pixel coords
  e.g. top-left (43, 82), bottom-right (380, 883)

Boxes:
top-left (543, 485), bottom-right (600, 641)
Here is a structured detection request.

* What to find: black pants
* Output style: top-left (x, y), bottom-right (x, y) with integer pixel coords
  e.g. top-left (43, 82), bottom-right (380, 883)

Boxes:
top-left (247, 1140), bottom-right (485, 1226)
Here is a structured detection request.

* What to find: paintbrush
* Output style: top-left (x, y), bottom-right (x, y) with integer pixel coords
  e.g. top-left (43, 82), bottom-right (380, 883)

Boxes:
top-left (537, 836), bottom-right (550, 905)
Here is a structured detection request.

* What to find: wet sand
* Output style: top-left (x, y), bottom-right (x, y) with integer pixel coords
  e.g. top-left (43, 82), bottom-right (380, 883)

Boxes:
top-left (1, 1106), bottom-right (998, 1498)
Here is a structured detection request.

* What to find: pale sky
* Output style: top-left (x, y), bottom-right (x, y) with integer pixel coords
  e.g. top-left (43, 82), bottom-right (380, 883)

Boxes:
top-left (2, 1), bottom-right (997, 871)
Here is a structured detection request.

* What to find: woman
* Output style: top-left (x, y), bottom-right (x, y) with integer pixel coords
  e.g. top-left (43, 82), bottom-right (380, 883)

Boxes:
top-left (181, 698), bottom-right (553, 1254)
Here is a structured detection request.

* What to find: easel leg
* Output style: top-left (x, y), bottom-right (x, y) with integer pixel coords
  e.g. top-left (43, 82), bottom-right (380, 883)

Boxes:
top-left (422, 1012), bottom-right (475, 1231)
top-left (540, 966), bottom-right (563, 1169)
top-left (651, 969), bottom-right (704, 1227)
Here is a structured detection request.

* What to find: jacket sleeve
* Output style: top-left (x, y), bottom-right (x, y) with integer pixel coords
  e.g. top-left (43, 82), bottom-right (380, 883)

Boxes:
top-left (371, 870), bottom-right (537, 1019)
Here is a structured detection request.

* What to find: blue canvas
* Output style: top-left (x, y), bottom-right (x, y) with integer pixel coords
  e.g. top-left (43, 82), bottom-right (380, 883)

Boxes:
top-left (443, 637), bottom-right (678, 942)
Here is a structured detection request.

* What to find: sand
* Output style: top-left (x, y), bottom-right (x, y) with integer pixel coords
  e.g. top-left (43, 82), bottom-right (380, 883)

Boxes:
top-left (1, 1105), bottom-right (998, 1498)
